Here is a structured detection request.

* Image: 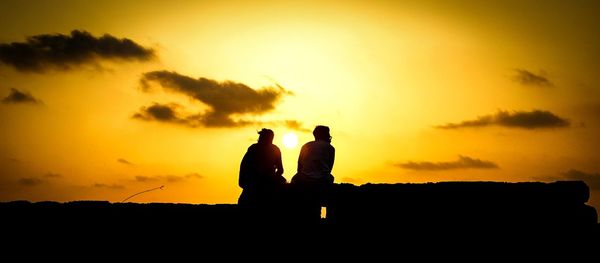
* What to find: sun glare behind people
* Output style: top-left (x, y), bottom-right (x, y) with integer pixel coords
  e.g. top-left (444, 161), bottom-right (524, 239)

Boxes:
top-left (282, 133), bottom-right (298, 149)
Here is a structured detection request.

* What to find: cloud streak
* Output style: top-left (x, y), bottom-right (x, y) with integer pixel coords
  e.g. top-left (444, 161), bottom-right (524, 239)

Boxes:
top-left (132, 102), bottom-right (195, 125)
top-left (18, 177), bottom-right (43, 186)
top-left (135, 173), bottom-right (204, 183)
top-left (282, 120), bottom-right (311, 132)
top-left (395, 155), bottom-right (499, 171)
top-left (0, 30), bottom-right (155, 72)
top-left (93, 183), bottom-right (126, 190)
top-left (436, 110), bottom-right (570, 129)
top-left (117, 158), bottom-right (133, 165)
top-left (513, 69), bottom-right (553, 87)
top-left (2, 88), bottom-right (42, 104)
top-left (135, 70), bottom-right (295, 128)
top-left (44, 172), bottom-right (62, 178)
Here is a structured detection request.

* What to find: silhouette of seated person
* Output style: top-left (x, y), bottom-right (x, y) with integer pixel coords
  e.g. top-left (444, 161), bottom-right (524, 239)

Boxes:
top-left (290, 125), bottom-right (335, 224)
top-left (238, 128), bottom-right (286, 215)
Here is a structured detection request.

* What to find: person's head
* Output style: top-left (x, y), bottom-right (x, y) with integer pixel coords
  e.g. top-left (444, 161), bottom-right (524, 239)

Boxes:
top-left (257, 128), bottom-right (274, 144)
top-left (313, 125), bottom-right (331, 143)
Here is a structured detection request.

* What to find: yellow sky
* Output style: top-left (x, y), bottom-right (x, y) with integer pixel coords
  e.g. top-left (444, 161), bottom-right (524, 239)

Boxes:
top-left (1, 0), bottom-right (599, 207)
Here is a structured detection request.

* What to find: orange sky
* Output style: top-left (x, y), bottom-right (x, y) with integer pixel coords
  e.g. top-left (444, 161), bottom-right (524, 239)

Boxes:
top-left (1, 0), bottom-right (599, 208)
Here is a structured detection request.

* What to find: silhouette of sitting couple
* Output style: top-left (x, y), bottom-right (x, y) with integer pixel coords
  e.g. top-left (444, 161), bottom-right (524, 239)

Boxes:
top-left (238, 125), bottom-right (335, 223)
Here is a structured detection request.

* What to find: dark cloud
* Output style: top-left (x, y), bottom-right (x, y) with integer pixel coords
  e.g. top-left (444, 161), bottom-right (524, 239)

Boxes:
top-left (133, 102), bottom-right (308, 131)
top-left (185, 173), bottom-right (204, 179)
top-left (136, 70), bottom-right (292, 128)
top-left (395, 155), bottom-right (499, 171)
top-left (2, 88), bottom-right (42, 104)
top-left (513, 69), bottom-right (553, 87)
top-left (135, 173), bottom-right (203, 183)
top-left (0, 30), bottom-right (155, 72)
top-left (562, 170), bottom-right (600, 190)
top-left (117, 158), bottom-right (133, 165)
top-left (44, 172), bottom-right (62, 178)
top-left (163, 175), bottom-right (184, 183)
top-left (93, 183), bottom-right (125, 190)
top-left (18, 177), bottom-right (42, 186)
top-left (135, 175), bottom-right (159, 183)
top-left (132, 102), bottom-right (195, 125)
top-left (283, 120), bottom-right (311, 132)
top-left (436, 110), bottom-right (570, 129)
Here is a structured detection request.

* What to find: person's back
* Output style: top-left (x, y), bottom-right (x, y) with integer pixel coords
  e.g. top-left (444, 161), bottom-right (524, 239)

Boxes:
top-left (240, 142), bottom-right (283, 189)
top-left (296, 140), bottom-right (335, 183)
top-left (290, 125), bottom-right (335, 224)
top-left (238, 129), bottom-right (285, 209)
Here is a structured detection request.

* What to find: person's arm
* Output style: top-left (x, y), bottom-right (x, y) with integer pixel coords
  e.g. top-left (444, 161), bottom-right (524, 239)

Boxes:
top-left (297, 144), bottom-right (306, 173)
top-left (275, 146), bottom-right (284, 176)
top-left (328, 146), bottom-right (335, 172)
top-left (239, 146), bottom-right (252, 188)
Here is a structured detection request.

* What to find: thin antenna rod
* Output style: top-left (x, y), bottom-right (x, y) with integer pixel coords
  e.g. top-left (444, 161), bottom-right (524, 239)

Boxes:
top-left (121, 185), bottom-right (164, 203)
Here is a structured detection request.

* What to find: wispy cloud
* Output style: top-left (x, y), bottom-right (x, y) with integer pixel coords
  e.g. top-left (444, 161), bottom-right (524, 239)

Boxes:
top-left (117, 158), bottom-right (133, 165)
top-left (135, 71), bottom-right (296, 128)
top-left (436, 110), bottom-right (570, 129)
top-left (44, 172), bottom-right (62, 178)
top-left (18, 177), bottom-right (43, 186)
top-left (185, 173), bottom-right (204, 179)
top-left (0, 30), bottom-right (155, 72)
top-left (134, 175), bottom-right (159, 182)
top-left (395, 155), bottom-right (499, 171)
top-left (135, 173), bottom-right (204, 183)
top-left (93, 183), bottom-right (126, 190)
top-left (282, 120), bottom-right (311, 132)
top-left (513, 69), bottom-right (553, 87)
top-left (132, 102), bottom-right (195, 125)
top-left (2, 88), bottom-right (42, 104)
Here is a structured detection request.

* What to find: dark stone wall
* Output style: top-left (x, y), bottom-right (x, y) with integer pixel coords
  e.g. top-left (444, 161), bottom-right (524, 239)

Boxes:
top-left (327, 181), bottom-right (597, 234)
top-left (1, 181), bottom-right (598, 252)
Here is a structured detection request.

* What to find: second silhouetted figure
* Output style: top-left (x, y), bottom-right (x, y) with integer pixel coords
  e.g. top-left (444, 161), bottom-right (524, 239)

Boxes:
top-left (290, 125), bottom-right (335, 224)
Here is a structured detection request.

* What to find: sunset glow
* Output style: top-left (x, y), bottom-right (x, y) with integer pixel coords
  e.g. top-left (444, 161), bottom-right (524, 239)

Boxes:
top-left (0, 0), bottom-right (599, 209)
top-left (282, 133), bottom-right (298, 149)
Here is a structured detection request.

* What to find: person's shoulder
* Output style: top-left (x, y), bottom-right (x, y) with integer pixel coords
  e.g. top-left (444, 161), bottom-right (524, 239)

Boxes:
top-left (314, 140), bottom-right (332, 147)
top-left (270, 144), bottom-right (282, 151)
top-left (302, 141), bottom-right (314, 148)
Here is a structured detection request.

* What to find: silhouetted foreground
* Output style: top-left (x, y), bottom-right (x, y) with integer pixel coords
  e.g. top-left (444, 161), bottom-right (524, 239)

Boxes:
top-left (329, 181), bottom-right (597, 231)
top-left (2, 181), bottom-right (599, 252)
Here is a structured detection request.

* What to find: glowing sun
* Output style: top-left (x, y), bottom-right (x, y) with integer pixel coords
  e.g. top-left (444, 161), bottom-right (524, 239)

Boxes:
top-left (282, 132), bottom-right (298, 148)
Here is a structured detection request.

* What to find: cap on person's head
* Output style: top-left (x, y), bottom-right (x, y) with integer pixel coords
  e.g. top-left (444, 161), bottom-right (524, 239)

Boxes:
top-left (313, 125), bottom-right (330, 141)
top-left (257, 128), bottom-right (274, 143)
